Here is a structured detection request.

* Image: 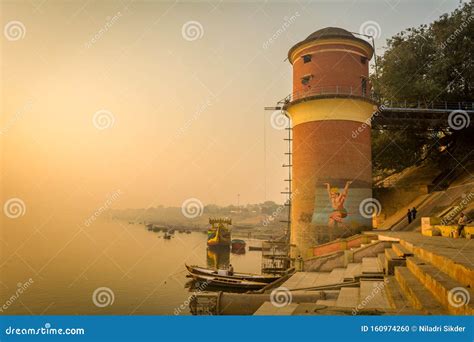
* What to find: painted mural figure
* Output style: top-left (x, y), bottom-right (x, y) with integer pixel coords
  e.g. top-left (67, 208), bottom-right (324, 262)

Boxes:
top-left (323, 181), bottom-right (352, 228)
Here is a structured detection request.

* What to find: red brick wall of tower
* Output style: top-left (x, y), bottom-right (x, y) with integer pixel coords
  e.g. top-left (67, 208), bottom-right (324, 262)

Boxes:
top-left (291, 42), bottom-right (371, 99)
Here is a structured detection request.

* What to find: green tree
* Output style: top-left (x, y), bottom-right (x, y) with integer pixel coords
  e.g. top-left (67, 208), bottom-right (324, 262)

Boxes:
top-left (373, 1), bottom-right (473, 102)
top-left (372, 2), bottom-right (473, 176)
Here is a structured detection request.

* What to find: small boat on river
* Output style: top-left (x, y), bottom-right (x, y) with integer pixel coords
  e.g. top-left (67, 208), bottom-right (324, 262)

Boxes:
top-left (185, 265), bottom-right (280, 285)
top-left (231, 239), bottom-right (246, 254)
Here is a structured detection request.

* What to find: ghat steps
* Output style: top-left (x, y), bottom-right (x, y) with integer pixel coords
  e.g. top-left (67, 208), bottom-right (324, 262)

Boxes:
top-left (254, 232), bottom-right (472, 315)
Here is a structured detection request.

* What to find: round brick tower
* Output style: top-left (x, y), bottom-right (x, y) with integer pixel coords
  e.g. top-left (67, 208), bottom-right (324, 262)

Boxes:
top-left (284, 27), bottom-right (377, 258)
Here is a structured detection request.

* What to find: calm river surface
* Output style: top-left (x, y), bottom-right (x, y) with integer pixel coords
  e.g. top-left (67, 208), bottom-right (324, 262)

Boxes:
top-left (0, 217), bottom-right (262, 315)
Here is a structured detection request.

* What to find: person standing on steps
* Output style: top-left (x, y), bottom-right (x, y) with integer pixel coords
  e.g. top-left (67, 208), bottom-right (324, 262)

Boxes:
top-left (457, 212), bottom-right (469, 238)
top-left (411, 207), bottom-right (418, 220)
top-left (407, 209), bottom-right (412, 224)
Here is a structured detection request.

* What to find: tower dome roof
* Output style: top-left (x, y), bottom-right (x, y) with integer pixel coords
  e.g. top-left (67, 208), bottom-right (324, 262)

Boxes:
top-left (287, 26), bottom-right (373, 63)
top-left (306, 27), bottom-right (354, 40)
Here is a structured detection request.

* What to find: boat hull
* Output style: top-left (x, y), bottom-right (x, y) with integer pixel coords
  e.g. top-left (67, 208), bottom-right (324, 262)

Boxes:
top-left (187, 272), bottom-right (267, 290)
top-left (185, 265), bottom-right (280, 284)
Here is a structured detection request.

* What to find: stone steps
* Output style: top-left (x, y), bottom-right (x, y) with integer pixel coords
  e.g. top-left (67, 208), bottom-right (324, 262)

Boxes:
top-left (406, 257), bottom-right (474, 315)
top-left (362, 257), bottom-right (383, 274)
top-left (392, 243), bottom-right (414, 258)
top-left (343, 263), bottom-right (362, 282)
top-left (326, 268), bottom-right (345, 285)
top-left (394, 266), bottom-right (447, 315)
top-left (335, 287), bottom-right (360, 308)
top-left (377, 253), bottom-right (386, 273)
top-left (359, 280), bottom-right (391, 309)
top-left (384, 276), bottom-right (414, 311)
top-left (384, 248), bottom-right (406, 275)
top-left (253, 301), bottom-right (298, 315)
top-left (316, 299), bottom-right (338, 306)
top-left (399, 239), bottom-right (474, 288)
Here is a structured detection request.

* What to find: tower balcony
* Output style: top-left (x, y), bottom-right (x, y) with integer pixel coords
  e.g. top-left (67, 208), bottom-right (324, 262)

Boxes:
top-left (281, 85), bottom-right (378, 109)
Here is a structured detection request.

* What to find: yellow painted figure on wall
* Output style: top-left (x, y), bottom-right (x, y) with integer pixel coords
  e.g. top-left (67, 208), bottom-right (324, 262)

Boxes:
top-left (324, 181), bottom-right (352, 228)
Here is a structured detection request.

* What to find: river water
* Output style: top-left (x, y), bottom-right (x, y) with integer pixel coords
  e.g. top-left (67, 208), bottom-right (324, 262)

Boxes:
top-left (0, 217), bottom-right (262, 315)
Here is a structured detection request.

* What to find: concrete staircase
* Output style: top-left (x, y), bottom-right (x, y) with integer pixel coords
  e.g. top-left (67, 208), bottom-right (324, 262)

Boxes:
top-left (383, 241), bottom-right (474, 315)
top-left (254, 233), bottom-right (473, 316)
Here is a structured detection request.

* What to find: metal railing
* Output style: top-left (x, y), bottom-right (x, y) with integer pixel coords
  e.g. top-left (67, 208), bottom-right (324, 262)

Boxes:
top-left (280, 85), bottom-right (376, 104)
top-left (279, 87), bottom-right (474, 112)
top-left (379, 100), bottom-right (474, 111)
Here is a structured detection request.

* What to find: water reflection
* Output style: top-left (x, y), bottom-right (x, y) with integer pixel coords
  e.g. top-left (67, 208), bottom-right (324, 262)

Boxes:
top-left (206, 247), bottom-right (230, 269)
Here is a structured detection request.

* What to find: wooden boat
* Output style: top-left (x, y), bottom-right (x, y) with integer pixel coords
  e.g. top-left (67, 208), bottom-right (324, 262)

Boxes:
top-left (207, 218), bottom-right (231, 247)
top-left (231, 239), bottom-right (246, 254)
top-left (187, 272), bottom-right (267, 290)
top-left (185, 265), bottom-right (280, 284)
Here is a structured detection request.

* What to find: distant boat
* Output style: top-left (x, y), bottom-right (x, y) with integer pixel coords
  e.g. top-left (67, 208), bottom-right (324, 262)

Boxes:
top-left (163, 232), bottom-right (172, 239)
top-left (231, 239), bottom-right (246, 254)
top-left (248, 246), bottom-right (270, 251)
top-left (186, 230), bottom-right (191, 234)
top-left (207, 218), bottom-right (231, 248)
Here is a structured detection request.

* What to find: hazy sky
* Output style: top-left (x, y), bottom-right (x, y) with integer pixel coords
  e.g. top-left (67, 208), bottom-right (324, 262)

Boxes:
top-left (1, 0), bottom-right (463, 214)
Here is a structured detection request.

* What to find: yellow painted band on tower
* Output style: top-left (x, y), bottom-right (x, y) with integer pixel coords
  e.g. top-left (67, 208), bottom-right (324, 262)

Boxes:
top-left (286, 98), bottom-right (377, 127)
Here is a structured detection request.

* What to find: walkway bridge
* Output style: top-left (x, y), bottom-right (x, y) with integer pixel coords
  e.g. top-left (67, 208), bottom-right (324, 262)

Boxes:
top-left (272, 86), bottom-right (474, 130)
top-left (374, 100), bottom-right (474, 129)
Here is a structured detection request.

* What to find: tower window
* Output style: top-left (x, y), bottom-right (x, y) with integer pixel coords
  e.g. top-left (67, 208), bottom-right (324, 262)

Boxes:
top-left (360, 56), bottom-right (367, 64)
top-left (361, 78), bottom-right (367, 96)
top-left (301, 75), bottom-right (312, 85)
top-left (302, 54), bottom-right (312, 63)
